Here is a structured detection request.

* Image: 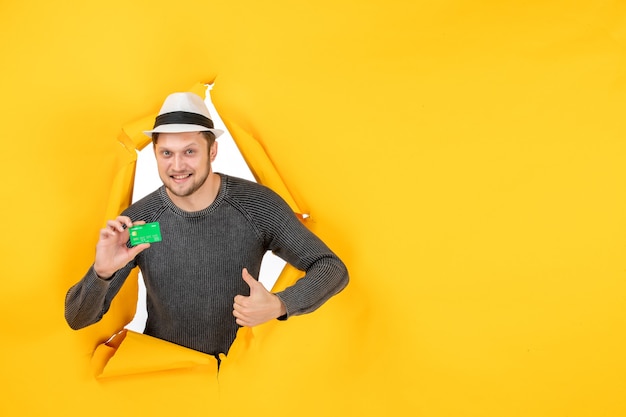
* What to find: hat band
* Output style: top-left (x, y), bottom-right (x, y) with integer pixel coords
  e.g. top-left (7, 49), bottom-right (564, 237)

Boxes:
top-left (154, 111), bottom-right (215, 129)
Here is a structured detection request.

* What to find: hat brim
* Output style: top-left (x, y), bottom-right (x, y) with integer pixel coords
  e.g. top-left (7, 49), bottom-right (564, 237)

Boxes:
top-left (143, 124), bottom-right (224, 138)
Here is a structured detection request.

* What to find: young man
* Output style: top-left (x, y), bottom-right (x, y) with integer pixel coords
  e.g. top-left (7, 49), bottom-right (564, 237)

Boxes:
top-left (65, 92), bottom-right (349, 358)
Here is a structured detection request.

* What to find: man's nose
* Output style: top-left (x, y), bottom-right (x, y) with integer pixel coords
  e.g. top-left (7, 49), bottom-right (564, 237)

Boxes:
top-left (172, 154), bottom-right (184, 170)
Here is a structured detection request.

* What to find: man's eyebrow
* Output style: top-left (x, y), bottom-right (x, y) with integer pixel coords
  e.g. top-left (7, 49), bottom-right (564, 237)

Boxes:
top-left (158, 143), bottom-right (201, 151)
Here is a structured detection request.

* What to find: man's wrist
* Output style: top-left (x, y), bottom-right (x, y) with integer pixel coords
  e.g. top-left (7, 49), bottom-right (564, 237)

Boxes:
top-left (94, 267), bottom-right (113, 280)
top-left (275, 295), bottom-right (287, 318)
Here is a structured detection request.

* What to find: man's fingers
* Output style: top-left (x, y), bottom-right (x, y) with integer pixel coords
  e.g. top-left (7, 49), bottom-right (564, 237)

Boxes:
top-left (233, 308), bottom-right (251, 327)
top-left (232, 302), bottom-right (249, 327)
top-left (105, 220), bottom-right (123, 232)
top-left (116, 216), bottom-right (134, 229)
top-left (102, 218), bottom-right (147, 240)
top-left (105, 216), bottom-right (137, 232)
top-left (99, 226), bottom-right (122, 241)
top-left (233, 297), bottom-right (252, 318)
top-left (106, 221), bottom-right (127, 233)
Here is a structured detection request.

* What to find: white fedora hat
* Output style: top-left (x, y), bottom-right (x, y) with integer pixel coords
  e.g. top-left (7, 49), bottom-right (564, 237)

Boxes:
top-left (143, 92), bottom-right (224, 138)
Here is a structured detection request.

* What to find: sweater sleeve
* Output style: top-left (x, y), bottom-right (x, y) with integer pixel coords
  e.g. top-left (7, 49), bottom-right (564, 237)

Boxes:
top-left (64, 263), bottom-right (135, 330)
top-left (272, 222), bottom-right (349, 318)
top-left (64, 191), bottom-right (160, 330)
top-left (241, 183), bottom-right (349, 318)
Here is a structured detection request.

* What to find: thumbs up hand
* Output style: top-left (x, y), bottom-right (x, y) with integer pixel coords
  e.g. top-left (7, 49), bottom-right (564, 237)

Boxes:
top-left (233, 268), bottom-right (287, 327)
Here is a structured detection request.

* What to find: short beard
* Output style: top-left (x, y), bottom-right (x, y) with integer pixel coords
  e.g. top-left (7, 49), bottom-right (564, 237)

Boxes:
top-left (165, 171), bottom-right (210, 198)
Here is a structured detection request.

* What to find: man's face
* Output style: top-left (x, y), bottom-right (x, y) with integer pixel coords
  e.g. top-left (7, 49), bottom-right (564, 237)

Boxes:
top-left (153, 131), bottom-right (216, 200)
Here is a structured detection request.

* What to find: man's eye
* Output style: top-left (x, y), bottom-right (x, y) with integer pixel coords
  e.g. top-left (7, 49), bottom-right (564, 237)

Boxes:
top-left (162, 151), bottom-right (171, 156)
top-left (185, 149), bottom-right (194, 155)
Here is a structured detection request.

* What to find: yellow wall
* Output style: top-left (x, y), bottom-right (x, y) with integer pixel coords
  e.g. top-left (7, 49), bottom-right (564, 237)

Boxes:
top-left (1, 1), bottom-right (625, 416)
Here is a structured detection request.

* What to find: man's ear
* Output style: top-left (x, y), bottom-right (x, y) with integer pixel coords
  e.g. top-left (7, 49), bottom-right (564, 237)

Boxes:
top-left (210, 141), bottom-right (218, 162)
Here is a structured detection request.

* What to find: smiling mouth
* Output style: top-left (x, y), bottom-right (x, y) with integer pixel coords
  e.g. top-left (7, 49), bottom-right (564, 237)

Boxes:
top-left (171, 174), bottom-right (192, 180)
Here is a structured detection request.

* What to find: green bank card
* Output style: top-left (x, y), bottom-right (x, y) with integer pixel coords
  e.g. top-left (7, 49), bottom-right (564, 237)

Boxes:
top-left (129, 222), bottom-right (162, 246)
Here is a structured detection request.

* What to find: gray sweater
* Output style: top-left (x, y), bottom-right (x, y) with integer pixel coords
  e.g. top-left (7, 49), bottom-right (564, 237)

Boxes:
top-left (65, 174), bottom-right (348, 356)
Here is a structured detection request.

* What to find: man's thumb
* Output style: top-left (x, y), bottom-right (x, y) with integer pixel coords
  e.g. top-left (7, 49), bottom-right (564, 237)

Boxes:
top-left (129, 243), bottom-right (150, 258)
top-left (241, 268), bottom-right (259, 291)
